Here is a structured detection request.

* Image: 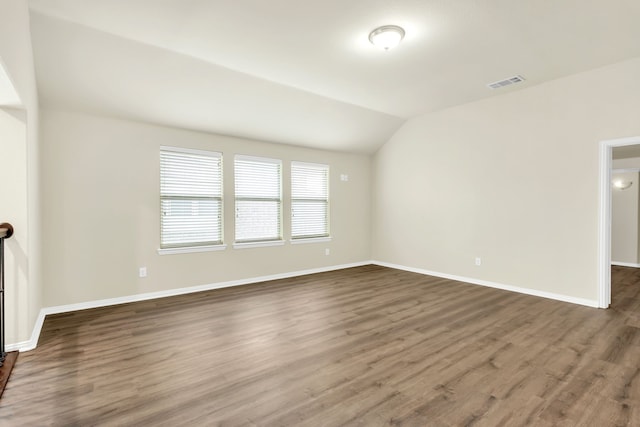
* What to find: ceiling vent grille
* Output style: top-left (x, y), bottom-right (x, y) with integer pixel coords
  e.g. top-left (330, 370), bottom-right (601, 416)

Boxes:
top-left (487, 75), bottom-right (525, 89)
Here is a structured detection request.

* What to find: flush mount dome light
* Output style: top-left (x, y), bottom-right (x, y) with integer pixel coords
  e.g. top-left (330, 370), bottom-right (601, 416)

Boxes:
top-left (369, 25), bottom-right (405, 50)
top-left (613, 179), bottom-right (633, 190)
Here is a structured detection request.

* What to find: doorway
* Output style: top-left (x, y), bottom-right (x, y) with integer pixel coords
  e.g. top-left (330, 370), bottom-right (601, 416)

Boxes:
top-left (598, 136), bottom-right (640, 308)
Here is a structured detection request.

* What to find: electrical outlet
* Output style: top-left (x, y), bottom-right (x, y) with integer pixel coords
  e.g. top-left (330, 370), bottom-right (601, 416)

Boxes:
top-left (139, 267), bottom-right (147, 278)
top-left (475, 258), bottom-right (481, 266)
top-left (325, 248), bottom-right (330, 256)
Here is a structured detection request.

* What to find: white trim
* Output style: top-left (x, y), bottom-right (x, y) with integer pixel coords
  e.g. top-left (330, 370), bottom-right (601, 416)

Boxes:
top-left (235, 154), bottom-right (281, 165)
top-left (158, 244), bottom-right (227, 255)
top-left (6, 310), bottom-right (46, 352)
top-left (599, 140), bottom-right (612, 308)
top-left (160, 145), bottom-right (221, 158)
top-left (11, 261), bottom-right (370, 352)
top-left (612, 168), bottom-right (640, 174)
top-left (611, 261), bottom-right (640, 268)
top-left (372, 261), bottom-right (599, 308)
top-left (291, 160), bottom-right (329, 170)
top-left (5, 341), bottom-right (30, 352)
top-left (14, 256), bottom-right (610, 353)
top-left (233, 240), bottom-right (285, 249)
top-left (290, 237), bottom-right (332, 245)
top-left (599, 136), bottom-right (640, 309)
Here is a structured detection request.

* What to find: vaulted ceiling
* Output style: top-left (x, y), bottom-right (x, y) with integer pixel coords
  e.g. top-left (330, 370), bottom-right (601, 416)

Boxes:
top-left (28, 0), bottom-right (640, 153)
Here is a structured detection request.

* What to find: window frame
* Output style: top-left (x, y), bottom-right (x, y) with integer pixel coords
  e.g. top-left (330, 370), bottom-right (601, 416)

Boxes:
top-left (290, 161), bottom-right (330, 242)
top-left (158, 146), bottom-right (225, 254)
top-left (233, 155), bottom-right (283, 247)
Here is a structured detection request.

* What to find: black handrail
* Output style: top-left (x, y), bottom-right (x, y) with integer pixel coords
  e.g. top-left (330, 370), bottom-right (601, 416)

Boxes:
top-left (0, 223), bottom-right (14, 367)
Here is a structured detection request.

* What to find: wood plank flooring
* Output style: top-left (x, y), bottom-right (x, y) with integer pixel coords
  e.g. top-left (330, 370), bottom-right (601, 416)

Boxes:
top-left (0, 352), bottom-right (18, 399)
top-left (1, 265), bottom-right (639, 426)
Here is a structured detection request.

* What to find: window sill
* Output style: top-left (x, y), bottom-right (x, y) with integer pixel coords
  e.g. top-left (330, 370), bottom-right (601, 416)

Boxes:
top-left (157, 244), bottom-right (227, 255)
top-left (233, 240), bottom-right (285, 249)
top-left (290, 237), bottom-right (332, 245)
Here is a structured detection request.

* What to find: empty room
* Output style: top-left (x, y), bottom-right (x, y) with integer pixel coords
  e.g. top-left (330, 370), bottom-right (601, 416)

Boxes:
top-left (1, 0), bottom-right (640, 425)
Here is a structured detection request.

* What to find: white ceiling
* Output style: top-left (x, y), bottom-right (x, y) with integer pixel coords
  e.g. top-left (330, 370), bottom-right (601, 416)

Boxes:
top-left (28, 0), bottom-right (640, 153)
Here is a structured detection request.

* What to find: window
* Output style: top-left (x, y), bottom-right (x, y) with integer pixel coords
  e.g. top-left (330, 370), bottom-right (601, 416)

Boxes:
top-left (160, 147), bottom-right (223, 250)
top-left (234, 155), bottom-right (282, 244)
top-left (291, 162), bottom-right (329, 240)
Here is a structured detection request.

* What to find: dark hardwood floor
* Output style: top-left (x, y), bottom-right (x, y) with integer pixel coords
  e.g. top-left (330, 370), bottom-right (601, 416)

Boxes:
top-left (0, 352), bottom-right (18, 399)
top-left (0, 265), bottom-right (639, 426)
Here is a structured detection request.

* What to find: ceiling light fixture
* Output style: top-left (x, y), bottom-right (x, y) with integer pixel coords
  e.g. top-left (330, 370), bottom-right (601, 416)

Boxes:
top-left (613, 179), bottom-right (633, 190)
top-left (369, 25), bottom-right (405, 50)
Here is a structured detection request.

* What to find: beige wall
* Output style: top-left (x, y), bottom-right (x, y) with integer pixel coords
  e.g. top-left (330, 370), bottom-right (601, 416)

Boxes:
top-left (41, 110), bottom-right (371, 307)
top-left (613, 157), bottom-right (640, 169)
top-left (611, 171), bottom-right (639, 265)
top-left (0, 109), bottom-right (29, 344)
top-left (372, 57), bottom-right (640, 303)
top-left (0, 0), bottom-right (41, 346)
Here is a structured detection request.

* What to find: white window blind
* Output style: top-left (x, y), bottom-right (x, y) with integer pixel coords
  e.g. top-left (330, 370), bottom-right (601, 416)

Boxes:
top-left (160, 147), bottom-right (223, 248)
top-left (291, 162), bottom-right (329, 239)
top-left (234, 156), bottom-right (282, 243)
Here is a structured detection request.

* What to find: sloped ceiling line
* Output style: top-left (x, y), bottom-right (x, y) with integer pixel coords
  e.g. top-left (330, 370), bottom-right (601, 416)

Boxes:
top-left (28, 0), bottom-right (640, 153)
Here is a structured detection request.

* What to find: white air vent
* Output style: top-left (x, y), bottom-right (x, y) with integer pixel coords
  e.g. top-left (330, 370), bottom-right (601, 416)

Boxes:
top-left (487, 75), bottom-right (525, 90)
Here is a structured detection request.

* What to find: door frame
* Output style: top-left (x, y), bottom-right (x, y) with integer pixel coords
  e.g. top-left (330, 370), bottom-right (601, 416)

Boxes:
top-left (598, 135), bottom-right (640, 308)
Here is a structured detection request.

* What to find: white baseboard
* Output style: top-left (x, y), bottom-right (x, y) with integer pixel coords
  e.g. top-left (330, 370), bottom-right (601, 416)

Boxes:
top-left (6, 310), bottom-right (47, 352)
top-left (11, 259), bottom-right (602, 352)
top-left (371, 260), bottom-right (599, 308)
top-left (611, 261), bottom-right (640, 268)
top-left (10, 261), bottom-right (370, 353)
